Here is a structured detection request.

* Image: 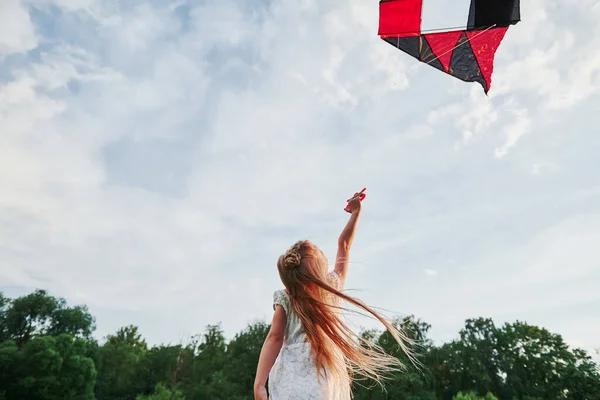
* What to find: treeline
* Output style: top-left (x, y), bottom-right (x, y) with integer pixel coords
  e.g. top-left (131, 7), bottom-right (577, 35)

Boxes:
top-left (0, 290), bottom-right (599, 400)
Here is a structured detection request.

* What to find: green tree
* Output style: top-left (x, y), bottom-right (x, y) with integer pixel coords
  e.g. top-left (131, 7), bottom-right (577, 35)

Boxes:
top-left (95, 325), bottom-right (149, 400)
top-left (107, 325), bottom-right (148, 349)
top-left (4, 334), bottom-right (96, 400)
top-left (453, 392), bottom-right (498, 400)
top-left (135, 383), bottom-right (185, 400)
top-left (1, 290), bottom-right (94, 349)
top-left (179, 324), bottom-right (228, 400)
top-left (2, 290), bottom-right (599, 400)
top-left (223, 322), bottom-right (270, 399)
top-left (427, 341), bottom-right (462, 399)
top-left (4, 290), bottom-right (58, 348)
top-left (560, 348), bottom-right (600, 399)
top-left (134, 344), bottom-right (192, 397)
top-left (0, 291), bottom-right (97, 400)
top-left (0, 340), bottom-right (19, 398)
top-left (429, 318), bottom-right (600, 400)
top-left (47, 299), bottom-right (95, 338)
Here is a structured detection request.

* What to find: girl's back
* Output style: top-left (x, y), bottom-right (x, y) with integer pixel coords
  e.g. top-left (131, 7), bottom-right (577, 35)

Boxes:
top-left (268, 271), bottom-right (349, 400)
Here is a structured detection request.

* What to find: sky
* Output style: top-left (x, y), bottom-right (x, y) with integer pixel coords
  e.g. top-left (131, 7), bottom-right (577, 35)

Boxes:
top-left (0, 0), bottom-right (599, 359)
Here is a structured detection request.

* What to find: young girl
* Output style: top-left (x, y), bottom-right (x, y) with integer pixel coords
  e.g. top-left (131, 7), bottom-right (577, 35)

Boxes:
top-left (254, 194), bottom-right (417, 399)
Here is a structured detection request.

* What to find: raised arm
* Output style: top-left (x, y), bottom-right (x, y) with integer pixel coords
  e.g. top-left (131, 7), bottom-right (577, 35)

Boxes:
top-left (333, 194), bottom-right (362, 284)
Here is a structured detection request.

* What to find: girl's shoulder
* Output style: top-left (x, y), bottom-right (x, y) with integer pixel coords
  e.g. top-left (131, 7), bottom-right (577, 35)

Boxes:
top-left (272, 289), bottom-right (290, 313)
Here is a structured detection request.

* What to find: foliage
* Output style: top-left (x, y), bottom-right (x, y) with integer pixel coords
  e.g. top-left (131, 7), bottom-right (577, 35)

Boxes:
top-left (135, 383), bottom-right (185, 400)
top-left (0, 290), bottom-right (599, 400)
top-left (1, 334), bottom-right (96, 400)
top-left (452, 392), bottom-right (498, 400)
top-left (431, 317), bottom-right (600, 400)
top-left (1, 289), bottom-right (95, 349)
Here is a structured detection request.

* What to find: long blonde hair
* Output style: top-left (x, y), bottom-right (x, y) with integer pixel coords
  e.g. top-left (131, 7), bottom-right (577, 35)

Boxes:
top-left (277, 240), bottom-right (420, 393)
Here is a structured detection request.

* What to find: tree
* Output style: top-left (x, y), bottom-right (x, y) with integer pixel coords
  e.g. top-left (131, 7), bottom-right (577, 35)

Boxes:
top-left (0, 340), bottom-right (18, 398)
top-left (1, 290), bottom-right (95, 349)
top-left (429, 318), bottom-right (600, 400)
top-left (95, 325), bottom-right (149, 400)
top-left (179, 324), bottom-right (228, 399)
top-left (223, 322), bottom-right (270, 399)
top-left (135, 383), bottom-right (185, 400)
top-left (106, 325), bottom-right (148, 349)
top-left (560, 348), bottom-right (600, 398)
top-left (3, 290), bottom-right (58, 348)
top-left (0, 291), bottom-right (97, 400)
top-left (3, 334), bottom-right (96, 400)
top-left (2, 290), bottom-right (599, 400)
top-left (47, 300), bottom-right (95, 338)
top-left (453, 392), bottom-right (498, 400)
top-left (428, 341), bottom-right (463, 399)
top-left (135, 344), bottom-right (189, 396)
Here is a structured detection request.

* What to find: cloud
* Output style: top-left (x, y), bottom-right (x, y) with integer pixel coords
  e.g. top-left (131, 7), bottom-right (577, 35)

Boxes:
top-left (494, 106), bottom-right (531, 158)
top-left (0, 0), bottom-right (38, 58)
top-left (0, 0), bottom-right (599, 355)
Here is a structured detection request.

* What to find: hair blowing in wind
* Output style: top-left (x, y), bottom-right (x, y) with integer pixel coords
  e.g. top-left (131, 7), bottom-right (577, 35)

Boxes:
top-left (277, 239), bottom-right (420, 390)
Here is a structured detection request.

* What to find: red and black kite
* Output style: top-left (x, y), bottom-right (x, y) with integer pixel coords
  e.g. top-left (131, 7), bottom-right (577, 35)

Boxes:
top-left (378, 0), bottom-right (521, 94)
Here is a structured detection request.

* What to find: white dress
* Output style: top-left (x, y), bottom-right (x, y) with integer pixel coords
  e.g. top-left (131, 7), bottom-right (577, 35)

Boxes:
top-left (268, 271), bottom-right (351, 400)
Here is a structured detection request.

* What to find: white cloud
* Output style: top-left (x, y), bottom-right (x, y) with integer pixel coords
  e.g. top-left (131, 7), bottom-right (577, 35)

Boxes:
top-left (494, 106), bottom-right (531, 158)
top-left (0, 0), bottom-right (38, 58)
top-left (0, 0), bottom-right (599, 356)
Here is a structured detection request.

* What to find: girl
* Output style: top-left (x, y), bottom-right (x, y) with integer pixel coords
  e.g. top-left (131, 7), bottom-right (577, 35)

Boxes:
top-left (254, 194), bottom-right (417, 399)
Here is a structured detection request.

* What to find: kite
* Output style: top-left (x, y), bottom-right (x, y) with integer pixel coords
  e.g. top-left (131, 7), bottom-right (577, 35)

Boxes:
top-left (378, 0), bottom-right (521, 94)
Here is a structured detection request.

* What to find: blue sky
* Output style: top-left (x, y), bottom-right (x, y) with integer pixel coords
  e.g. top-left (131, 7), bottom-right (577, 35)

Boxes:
top-left (1, 0), bottom-right (599, 358)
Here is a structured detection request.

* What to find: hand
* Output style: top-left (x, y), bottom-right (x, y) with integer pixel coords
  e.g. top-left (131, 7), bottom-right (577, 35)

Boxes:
top-left (254, 385), bottom-right (268, 400)
top-left (346, 193), bottom-right (362, 214)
